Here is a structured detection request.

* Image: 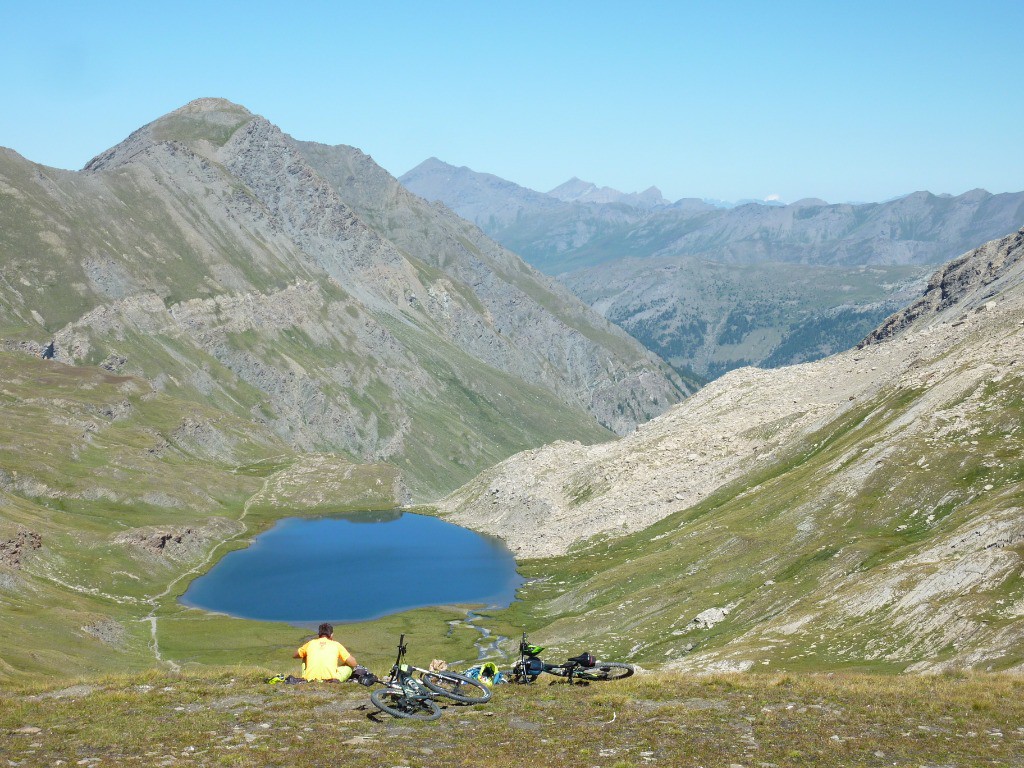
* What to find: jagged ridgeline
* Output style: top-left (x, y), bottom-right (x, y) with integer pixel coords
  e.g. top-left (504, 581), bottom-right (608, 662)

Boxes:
top-left (0, 98), bottom-right (690, 501)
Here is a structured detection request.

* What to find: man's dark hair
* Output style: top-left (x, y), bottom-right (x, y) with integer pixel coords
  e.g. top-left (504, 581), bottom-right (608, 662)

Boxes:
top-left (318, 623), bottom-right (333, 638)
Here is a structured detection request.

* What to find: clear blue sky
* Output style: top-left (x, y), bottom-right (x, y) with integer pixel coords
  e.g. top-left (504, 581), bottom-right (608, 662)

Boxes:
top-left (2, 1), bottom-right (1021, 204)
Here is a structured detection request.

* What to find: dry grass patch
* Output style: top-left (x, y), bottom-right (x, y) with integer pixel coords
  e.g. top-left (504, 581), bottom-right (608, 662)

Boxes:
top-left (1, 669), bottom-right (1022, 767)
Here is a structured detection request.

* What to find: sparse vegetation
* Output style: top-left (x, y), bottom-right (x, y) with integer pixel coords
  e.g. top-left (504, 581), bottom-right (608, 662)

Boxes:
top-left (1, 669), bottom-right (1021, 767)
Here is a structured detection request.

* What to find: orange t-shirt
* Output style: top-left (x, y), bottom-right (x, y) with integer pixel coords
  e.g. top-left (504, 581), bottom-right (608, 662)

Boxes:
top-left (296, 637), bottom-right (351, 681)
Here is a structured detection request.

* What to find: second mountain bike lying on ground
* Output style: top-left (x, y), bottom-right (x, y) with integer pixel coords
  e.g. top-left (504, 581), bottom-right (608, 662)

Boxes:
top-left (510, 632), bottom-right (635, 684)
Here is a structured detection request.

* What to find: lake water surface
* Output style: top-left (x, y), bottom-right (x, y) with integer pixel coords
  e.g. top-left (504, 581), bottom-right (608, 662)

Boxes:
top-left (181, 511), bottom-right (523, 624)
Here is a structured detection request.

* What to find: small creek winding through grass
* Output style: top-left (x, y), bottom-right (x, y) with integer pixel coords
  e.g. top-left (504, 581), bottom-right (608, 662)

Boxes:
top-left (447, 610), bottom-right (510, 661)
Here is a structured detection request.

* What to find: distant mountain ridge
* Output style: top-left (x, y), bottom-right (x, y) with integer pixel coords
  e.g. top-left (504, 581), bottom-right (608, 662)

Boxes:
top-left (400, 159), bottom-right (1024, 271)
top-left (547, 177), bottom-right (669, 208)
top-left (400, 159), bottom-right (1023, 381)
top-left (397, 157), bottom-right (565, 230)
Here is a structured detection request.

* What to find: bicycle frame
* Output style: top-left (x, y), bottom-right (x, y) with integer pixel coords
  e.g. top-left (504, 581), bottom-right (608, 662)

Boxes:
top-left (512, 631), bottom-right (626, 684)
top-left (381, 634), bottom-right (435, 699)
top-left (370, 633), bottom-right (492, 722)
top-left (513, 631), bottom-right (581, 682)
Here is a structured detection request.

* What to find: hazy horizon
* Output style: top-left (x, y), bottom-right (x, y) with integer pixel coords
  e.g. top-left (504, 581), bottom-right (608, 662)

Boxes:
top-left (3, 1), bottom-right (1022, 204)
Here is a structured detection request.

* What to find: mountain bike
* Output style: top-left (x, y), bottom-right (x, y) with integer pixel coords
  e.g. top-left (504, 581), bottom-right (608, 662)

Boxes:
top-left (370, 634), bottom-right (491, 720)
top-left (510, 632), bottom-right (634, 684)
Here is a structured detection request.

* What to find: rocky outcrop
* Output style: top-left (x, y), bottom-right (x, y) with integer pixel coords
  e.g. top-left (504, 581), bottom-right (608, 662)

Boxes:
top-left (113, 519), bottom-right (242, 563)
top-left (0, 529), bottom-right (41, 569)
top-left (861, 227), bottom-right (1024, 345)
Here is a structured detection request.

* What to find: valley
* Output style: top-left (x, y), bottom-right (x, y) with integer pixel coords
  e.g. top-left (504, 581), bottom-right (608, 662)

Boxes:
top-left (0, 98), bottom-right (1022, 692)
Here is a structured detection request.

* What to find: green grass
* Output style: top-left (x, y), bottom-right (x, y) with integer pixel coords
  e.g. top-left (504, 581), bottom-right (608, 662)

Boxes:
top-left (5, 344), bottom-right (1022, 681)
top-left (151, 107), bottom-right (252, 147)
top-left (1, 341), bottom-right (609, 682)
top-left (1, 669), bottom-right (1021, 767)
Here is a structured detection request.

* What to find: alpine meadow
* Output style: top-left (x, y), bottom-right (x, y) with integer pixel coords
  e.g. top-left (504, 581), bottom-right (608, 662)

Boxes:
top-left (2, 95), bottom-right (1024, 768)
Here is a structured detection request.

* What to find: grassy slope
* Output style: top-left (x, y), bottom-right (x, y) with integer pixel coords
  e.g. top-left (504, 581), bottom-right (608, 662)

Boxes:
top-left (476, 373), bottom-right (1024, 673)
top-left (1, 668), bottom-right (1021, 767)
top-left (0, 135), bottom-right (621, 681)
top-left (0, 352), bottom-right (475, 681)
top-left (5, 337), bottom-right (1020, 681)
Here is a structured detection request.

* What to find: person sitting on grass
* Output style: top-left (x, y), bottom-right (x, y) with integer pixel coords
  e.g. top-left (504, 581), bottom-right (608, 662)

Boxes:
top-left (293, 622), bottom-right (358, 682)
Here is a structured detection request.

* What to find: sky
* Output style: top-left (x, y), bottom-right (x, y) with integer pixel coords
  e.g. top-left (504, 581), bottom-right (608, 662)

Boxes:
top-left (2, 1), bottom-right (1022, 204)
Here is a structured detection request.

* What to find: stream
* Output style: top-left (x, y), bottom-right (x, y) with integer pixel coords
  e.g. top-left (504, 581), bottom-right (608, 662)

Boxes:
top-left (447, 610), bottom-right (510, 662)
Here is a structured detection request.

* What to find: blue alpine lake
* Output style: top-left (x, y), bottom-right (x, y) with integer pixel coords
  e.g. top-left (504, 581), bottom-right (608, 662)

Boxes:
top-left (180, 511), bottom-right (523, 624)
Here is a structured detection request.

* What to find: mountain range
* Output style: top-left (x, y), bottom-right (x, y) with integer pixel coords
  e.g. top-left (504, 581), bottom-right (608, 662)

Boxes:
top-left (401, 159), bottom-right (1024, 272)
top-left (400, 158), bottom-right (1024, 378)
top-left (440, 227), bottom-right (1024, 672)
top-left (547, 177), bottom-right (668, 208)
top-left (2, 98), bottom-right (1024, 680)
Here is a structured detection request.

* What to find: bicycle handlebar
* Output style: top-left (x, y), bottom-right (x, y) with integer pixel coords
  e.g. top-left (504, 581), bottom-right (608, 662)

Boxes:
top-left (392, 633), bottom-right (408, 670)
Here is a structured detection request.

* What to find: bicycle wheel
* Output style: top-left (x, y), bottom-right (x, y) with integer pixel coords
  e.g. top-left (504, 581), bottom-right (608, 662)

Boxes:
top-left (575, 662), bottom-right (634, 681)
top-left (370, 688), bottom-right (442, 720)
top-left (421, 671), bottom-right (492, 704)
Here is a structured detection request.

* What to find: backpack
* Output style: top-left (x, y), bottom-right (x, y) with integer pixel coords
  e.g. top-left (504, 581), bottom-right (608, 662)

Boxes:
top-left (465, 662), bottom-right (506, 686)
top-left (351, 665), bottom-right (379, 687)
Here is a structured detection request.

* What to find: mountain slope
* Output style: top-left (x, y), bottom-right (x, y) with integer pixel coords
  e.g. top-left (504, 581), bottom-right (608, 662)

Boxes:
top-left (440, 228), bottom-right (1024, 672)
top-left (0, 98), bottom-right (689, 499)
top-left (0, 98), bottom-right (691, 680)
top-left (564, 256), bottom-right (928, 380)
top-left (293, 139), bottom-right (697, 413)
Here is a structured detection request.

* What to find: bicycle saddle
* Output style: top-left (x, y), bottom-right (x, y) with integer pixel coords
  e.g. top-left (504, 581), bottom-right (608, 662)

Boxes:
top-left (567, 652), bottom-right (596, 667)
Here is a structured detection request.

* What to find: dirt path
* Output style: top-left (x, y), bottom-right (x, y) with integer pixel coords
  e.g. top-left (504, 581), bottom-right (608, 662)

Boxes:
top-left (139, 464), bottom-right (280, 670)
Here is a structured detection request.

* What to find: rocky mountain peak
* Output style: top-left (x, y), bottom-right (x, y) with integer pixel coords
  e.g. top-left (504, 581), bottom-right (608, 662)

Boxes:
top-left (84, 97), bottom-right (256, 171)
top-left (4, 98), bottom-right (688, 498)
top-left (548, 177), bottom-right (607, 202)
top-left (548, 177), bottom-right (668, 208)
top-left (175, 97), bottom-right (251, 115)
top-left (636, 185), bottom-right (667, 205)
top-left (409, 156), bottom-right (454, 173)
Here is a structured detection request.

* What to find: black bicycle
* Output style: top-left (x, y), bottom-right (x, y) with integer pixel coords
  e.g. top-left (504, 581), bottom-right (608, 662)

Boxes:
top-left (510, 632), bottom-right (634, 684)
top-left (370, 634), bottom-right (491, 720)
